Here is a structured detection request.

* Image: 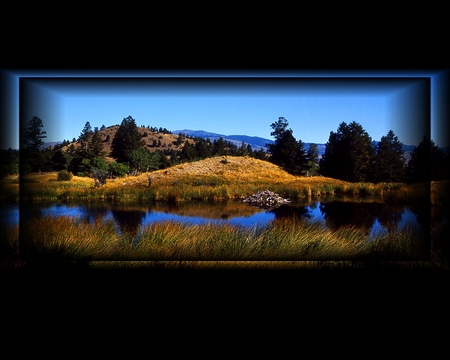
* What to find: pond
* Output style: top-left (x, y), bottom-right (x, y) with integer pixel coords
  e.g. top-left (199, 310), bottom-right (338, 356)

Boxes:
top-left (1, 196), bottom-right (431, 241)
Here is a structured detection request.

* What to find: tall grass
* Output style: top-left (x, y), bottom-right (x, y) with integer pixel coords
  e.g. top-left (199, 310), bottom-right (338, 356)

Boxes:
top-left (12, 214), bottom-right (429, 264)
top-left (13, 166), bottom-right (434, 204)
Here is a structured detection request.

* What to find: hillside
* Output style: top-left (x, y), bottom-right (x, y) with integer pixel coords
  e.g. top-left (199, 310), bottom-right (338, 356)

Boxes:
top-left (150, 155), bottom-right (291, 180)
top-left (59, 125), bottom-right (195, 162)
top-left (173, 129), bottom-right (274, 151)
top-left (49, 126), bottom-right (426, 165)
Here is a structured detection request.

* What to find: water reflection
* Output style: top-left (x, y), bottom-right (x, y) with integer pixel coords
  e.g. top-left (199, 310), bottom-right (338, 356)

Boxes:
top-left (7, 198), bottom-right (430, 239)
top-left (111, 207), bottom-right (147, 239)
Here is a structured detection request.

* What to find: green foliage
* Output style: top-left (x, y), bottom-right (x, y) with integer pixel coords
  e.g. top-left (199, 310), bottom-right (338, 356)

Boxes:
top-left (266, 117), bottom-right (309, 175)
top-left (87, 131), bottom-right (105, 160)
top-left (111, 116), bottom-right (145, 163)
top-left (78, 121), bottom-right (93, 142)
top-left (108, 161), bottom-right (129, 177)
top-left (91, 168), bottom-right (108, 187)
top-left (92, 156), bottom-right (109, 171)
top-left (306, 143), bottom-right (319, 176)
top-left (22, 116), bottom-right (47, 151)
top-left (407, 136), bottom-right (447, 182)
top-left (372, 130), bottom-right (406, 183)
top-left (319, 121), bottom-right (375, 182)
top-left (51, 149), bottom-right (71, 171)
top-left (180, 140), bottom-right (197, 161)
top-left (129, 148), bottom-right (160, 173)
top-left (211, 137), bottom-right (229, 156)
top-left (21, 116), bottom-right (48, 172)
top-left (57, 169), bottom-right (73, 181)
top-left (0, 148), bottom-right (19, 177)
top-left (175, 133), bottom-right (184, 146)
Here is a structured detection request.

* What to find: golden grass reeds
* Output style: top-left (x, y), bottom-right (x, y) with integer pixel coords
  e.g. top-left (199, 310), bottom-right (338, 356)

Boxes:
top-left (13, 213), bottom-right (428, 263)
top-left (4, 157), bottom-right (437, 204)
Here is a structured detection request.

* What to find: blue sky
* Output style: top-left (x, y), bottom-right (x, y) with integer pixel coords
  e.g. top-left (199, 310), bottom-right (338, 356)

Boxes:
top-left (1, 69), bottom-right (449, 150)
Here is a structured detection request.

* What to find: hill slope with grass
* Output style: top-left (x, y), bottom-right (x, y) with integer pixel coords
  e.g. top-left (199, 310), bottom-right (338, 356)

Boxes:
top-left (11, 155), bottom-right (436, 204)
top-left (58, 125), bottom-right (194, 163)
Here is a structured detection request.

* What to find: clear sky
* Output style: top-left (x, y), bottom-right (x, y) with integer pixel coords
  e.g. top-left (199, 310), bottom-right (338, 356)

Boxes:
top-left (1, 69), bottom-right (449, 150)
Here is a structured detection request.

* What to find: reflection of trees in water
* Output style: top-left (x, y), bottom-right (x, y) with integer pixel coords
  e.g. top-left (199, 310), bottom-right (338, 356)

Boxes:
top-left (111, 208), bottom-right (146, 239)
top-left (373, 203), bottom-right (403, 233)
top-left (80, 205), bottom-right (108, 224)
top-left (319, 201), bottom-right (377, 233)
top-left (270, 204), bottom-right (312, 220)
top-left (155, 200), bottom-right (262, 220)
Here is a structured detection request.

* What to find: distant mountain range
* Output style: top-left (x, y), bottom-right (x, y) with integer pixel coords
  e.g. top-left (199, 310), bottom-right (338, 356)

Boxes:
top-left (41, 128), bottom-right (447, 163)
top-left (172, 129), bottom-right (422, 160)
top-left (172, 129), bottom-right (275, 152)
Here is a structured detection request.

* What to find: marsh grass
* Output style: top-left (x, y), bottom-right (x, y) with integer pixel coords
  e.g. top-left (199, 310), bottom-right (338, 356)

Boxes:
top-left (12, 213), bottom-right (428, 265)
top-left (11, 156), bottom-right (435, 204)
top-left (3, 156), bottom-right (446, 270)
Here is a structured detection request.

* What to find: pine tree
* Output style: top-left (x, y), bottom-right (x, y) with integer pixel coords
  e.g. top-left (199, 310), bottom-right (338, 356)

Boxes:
top-left (372, 130), bottom-right (406, 182)
top-left (319, 121), bottom-right (375, 182)
top-left (88, 130), bottom-right (105, 160)
top-left (306, 143), bottom-right (319, 176)
top-left (266, 117), bottom-right (308, 175)
top-left (22, 116), bottom-right (47, 151)
top-left (180, 140), bottom-right (197, 161)
top-left (78, 121), bottom-right (93, 152)
top-left (406, 136), bottom-right (447, 182)
top-left (111, 116), bottom-right (145, 163)
top-left (21, 116), bottom-right (47, 172)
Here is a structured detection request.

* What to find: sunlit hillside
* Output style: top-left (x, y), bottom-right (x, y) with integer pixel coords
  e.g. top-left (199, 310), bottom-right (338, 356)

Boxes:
top-left (58, 125), bottom-right (195, 163)
top-left (110, 155), bottom-right (349, 190)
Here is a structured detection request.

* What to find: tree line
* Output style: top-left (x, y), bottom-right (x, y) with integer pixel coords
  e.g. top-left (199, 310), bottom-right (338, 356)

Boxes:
top-left (2, 115), bottom-right (449, 184)
top-left (6, 115), bottom-right (268, 182)
top-left (266, 117), bottom-right (450, 183)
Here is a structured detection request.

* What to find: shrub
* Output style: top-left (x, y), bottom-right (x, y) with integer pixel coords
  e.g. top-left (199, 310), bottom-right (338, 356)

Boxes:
top-left (108, 161), bottom-right (129, 178)
top-left (91, 168), bottom-right (108, 187)
top-left (57, 170), bottom-right (73, 181)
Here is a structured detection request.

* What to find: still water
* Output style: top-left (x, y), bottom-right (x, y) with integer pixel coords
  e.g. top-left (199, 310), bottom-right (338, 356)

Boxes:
top-left (1, 197), bottom-right (428, 238)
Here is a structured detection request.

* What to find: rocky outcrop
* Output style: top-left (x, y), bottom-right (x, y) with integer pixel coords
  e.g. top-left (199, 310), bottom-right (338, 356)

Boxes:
top-left (242, 190), bottom-right (290, 209)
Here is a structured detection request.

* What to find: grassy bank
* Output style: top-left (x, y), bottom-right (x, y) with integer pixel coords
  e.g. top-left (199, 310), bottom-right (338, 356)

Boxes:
top-left (3, 156), bottom-right (437, 203)
top-left (2, 211), bottom-right (433, 270)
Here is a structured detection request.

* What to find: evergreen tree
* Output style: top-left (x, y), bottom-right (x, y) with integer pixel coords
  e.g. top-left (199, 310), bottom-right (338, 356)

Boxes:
top-left (266, 117), bottom-right (308, 175)
top-left (212, 137), bottom-right (228, 156)
top-left (156, 149), bottom-right (171, 169)
top-left (253, 148), bottom-right (267, 160)
top-left (0, 148), bottom-right (19, 177)
top-left (237, 141), bottom-right (249, 156)
top-left (194, 138), bottom-right (212, 159)
top-left (87, 130), bottom-right (105, 160)
top-left (78, 121), bottom-right (93, 152)
top-left (22, 116), bottom-right (47, 151)
top-left (51, 149), bottom-right (71, 171)
top-left (372, 130), bottom-right (406, 183)
top-left (180, 140), bottom-right (197, 161)
top-left (110, 116), bottom-right (145, 164)
top-left (176, 133), bottom-right (184, 146)
top-left (306, 143), bottom-right (320, 176)
top-left (21, 116), bottom-right (47, 172)
top-left (406, 136), bottom-right (447, 182)
top-left (129, 148), bottom-right (159, 173)
top-left (246, 144), bottom-right (254, 157)
top-left (292, 139), bottom-right (309, 176)
top-left (319, 121), bottom-right (375, 182)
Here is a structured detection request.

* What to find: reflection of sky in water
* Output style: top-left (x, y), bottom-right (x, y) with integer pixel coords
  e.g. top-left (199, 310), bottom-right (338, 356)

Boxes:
top-left (141, 210), bottom-right (275, 228)
top-left (306, 205), bottom-right (323, 221)
top-left (42, 204), bottom-right (86, 218)
top-left (0, 203), bottom-right (20, 225)
top-left (4, 202), bottom-right (422, 236)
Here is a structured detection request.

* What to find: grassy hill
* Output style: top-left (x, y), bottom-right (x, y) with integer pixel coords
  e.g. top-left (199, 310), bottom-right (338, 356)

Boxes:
top-left (58, 125), bottom-right (194, 163)
top-left (12, 155), bottom-right (433, 204)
